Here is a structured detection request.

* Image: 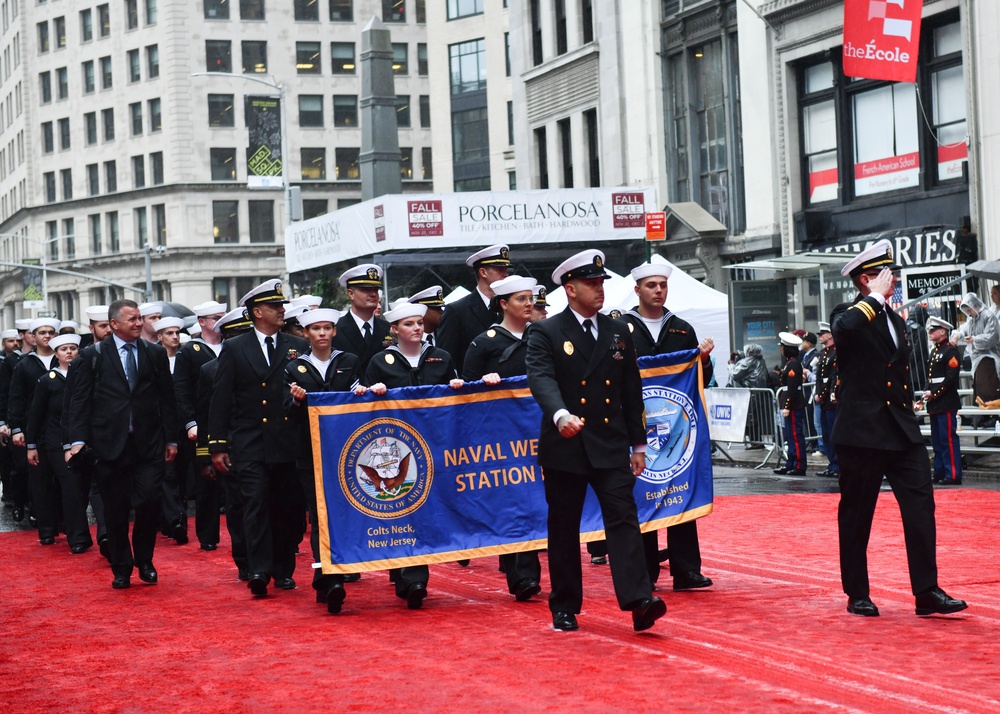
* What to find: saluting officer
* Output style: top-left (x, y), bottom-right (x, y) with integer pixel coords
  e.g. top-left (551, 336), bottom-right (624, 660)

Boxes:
top-left (208, 280), bottom-right (309, 598)
top-left (331, 264), bottom-right (393, 376)
top-left (922, 316), bottom-right (963, 485)
top-left (436, 244), bottom-right (510, 370)
top-left (774, 332), bottom-right (808, 476)
top-left (525, 249), bottom-right (666, 633)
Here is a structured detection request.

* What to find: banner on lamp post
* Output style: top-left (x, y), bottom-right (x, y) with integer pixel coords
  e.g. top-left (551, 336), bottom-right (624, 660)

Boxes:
top-left (22, 257), bottom-right (45, 309)
top-left (245, 95), bottom-right (283, 188)
top-left (843, 0), bottom-right (923, 83)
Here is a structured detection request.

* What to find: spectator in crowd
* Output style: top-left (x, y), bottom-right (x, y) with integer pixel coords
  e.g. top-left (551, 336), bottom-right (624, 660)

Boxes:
top-left (731, 344), bottom-right (772, 447)
top-left (955, 292), bottom-right (1000, 405)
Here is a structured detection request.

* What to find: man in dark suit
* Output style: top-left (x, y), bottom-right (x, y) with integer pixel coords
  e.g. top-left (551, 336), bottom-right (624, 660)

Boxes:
top-left (526, 249), bottom-right (666, 633)
top-left (208, 280), bottom-right (309, 598)
top-left (63, 299), bottom-right (179, 589)
top-left (621, 263), bottom-right (715, 592)
top-left (436, 244), bottom-right (510, 369)
top-left (831, 239), bottom-right (966, 617)
top-left (330, 264), bottom-right (392, 377)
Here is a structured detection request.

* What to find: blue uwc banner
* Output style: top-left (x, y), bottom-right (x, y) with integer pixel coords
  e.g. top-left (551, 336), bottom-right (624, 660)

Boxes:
top-left (309, 349), bottom-right (713, 573)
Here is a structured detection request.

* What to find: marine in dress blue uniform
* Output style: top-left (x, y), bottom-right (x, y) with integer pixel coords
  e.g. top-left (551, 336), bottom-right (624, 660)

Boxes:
top-left (922, 316), bottom-right (963, 485)
top-left (774, 332), bottom-right (807, 476)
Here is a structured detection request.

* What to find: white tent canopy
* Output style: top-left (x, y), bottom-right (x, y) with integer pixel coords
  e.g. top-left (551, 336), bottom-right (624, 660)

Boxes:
top-left (544, 255), bottom-right (732, 385)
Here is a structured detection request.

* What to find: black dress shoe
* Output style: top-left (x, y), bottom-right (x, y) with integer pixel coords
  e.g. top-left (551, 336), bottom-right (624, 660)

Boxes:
top-left (138, 564), bottom-right (158, 584)
top-left (673, 572), bottom-right (713, 591)
top-left (631, 596), bottom-right (667, 632)
top-left (405, 582), bottom-right (427, 610)
top-left (112, 575), bottom-right (131, 589)
top-left (590, 555), bottom-right (608, 565)
top-left (457, 559), bottom-right (470, 567)
top-left (39, 536), bottom-right (55, 545)
top-left (915, 587), bottom-right (967, 616)
top-left (275, 577), bottom-right (296, 590)
top-left (248, 574), bottom-right (269, 596)
top-left (786, 469), bottom-right (807, 476)
top-left (98, 537), bottom-right (110, 561)
top-left (513, 578), bottom-right (541, 602)
top-left (552, 611), bottom-right (579, 631)
top-left (70, 544), bottom-right (89, 554)
top-left (343, 573), bottom-right (361, 583)
top-left (326, 584), bottom-right (346, 615)
top-left (200, 542), bottom-right (218, 551)
top-left (237, 569), bottom-right (250, 582)
top-left (847, 596), bottom-right (880, 617)
top-left (657, 548), bottom-right (670, 563)
top-left (172, 522), bottom-right (189, 545)
top-left (773, 467), bottom-right (789, 475)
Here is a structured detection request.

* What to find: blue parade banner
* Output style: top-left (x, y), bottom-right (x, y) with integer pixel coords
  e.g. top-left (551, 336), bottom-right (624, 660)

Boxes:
top-left (309, 349), bottom-right (713, 574)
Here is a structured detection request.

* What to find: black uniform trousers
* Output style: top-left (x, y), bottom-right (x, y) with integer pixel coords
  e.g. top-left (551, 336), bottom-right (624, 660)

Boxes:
top-left (43, 449), bottom-right (91, 549)
top-left (544, 465), bottom-right (650, 613)
top-left (219, 466), bottom-right (248, 574)
top-left (27, 454), bottom-right (59, 540)
top-left (236, 460), bottom-right (299, 580)
top-left (191, 441), bottom-right (221, 548)
top-left (94, 435), bottom-right (164, 579)
top-left (835, 444), bottom-right (937, 598)
top-left (296, 465), bottom-right (344, 595)
top-left (641, 519), bottom-right (702, 583)
top-left (160, 430), bottom-right (189, 537)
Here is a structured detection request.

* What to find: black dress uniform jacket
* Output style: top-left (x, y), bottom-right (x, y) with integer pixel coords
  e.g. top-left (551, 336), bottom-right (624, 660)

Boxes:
top-left (330, 313), bottom-right (392, 378)
top-left (284, 351), bottom-right (360, 468)
top-left (621, 309), bottom-right (714, 384)
top-left (815, 345), bottom-right (839, 410)
top-left (779, 357), bottom-right (807, 411)
top-left (436, 290), bottom-right (497, 372)
top-left (7, 353), bottom-right (52, 436)
top-left (925, 342), bottom-right (962, 415)
top-left (365, 345), bottom-right (458, 388)
top-left (0, 351), bottom-right (22, 427)
top-left (25, 370), bottom-right (69, 452)
top-left (173, 339), bottom-right (219, 432)
top-left (462, 325), bottom-right (528, 381)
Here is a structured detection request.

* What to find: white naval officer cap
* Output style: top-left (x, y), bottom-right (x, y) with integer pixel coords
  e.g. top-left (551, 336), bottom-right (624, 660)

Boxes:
top-left (490, 275), bottom-right (537, 297)
top-left (551, 249), bottom-right (610, 285)
top-left (85, 305), bottom-right (109, 322)
top-left (338, 264), bottom-right (384, 289)
top-left (192, 301), bottom-right (228, 317)
top-left (282, 304), bottom-right (310, 323)
top-left (466, 244), bottom-right (511, 268)
top-left (926, 316), bottom-right (954, 332)
top-left (409, 286), bottom-right (446, 307)
top-left (383, 302), bottom-right (427, 324)
top-left (138, 302), bottom-right (163, 317)
top-left (214, 307), bottom-right (253, 335)
top-left (49, 333), bottom-right (82, 349)
top-left (298, 308), bottom-right (343, 328)
top-left (238, 278), bottom-right (286, 307)
top-left (153, 317), bottom-right (185, 332)
top-left (779, 331), bottom-right (803, 347)
top-left (840, 239), bottom-right (900, 278)
top-left (630, 263), bottom-right (672, 282)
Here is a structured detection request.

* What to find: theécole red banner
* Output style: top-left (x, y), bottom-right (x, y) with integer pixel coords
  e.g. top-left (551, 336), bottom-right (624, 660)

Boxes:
top-left (843, 0), bottom-right (923, 83)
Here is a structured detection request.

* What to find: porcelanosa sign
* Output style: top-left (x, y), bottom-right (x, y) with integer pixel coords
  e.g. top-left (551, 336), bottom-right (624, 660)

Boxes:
top-left (284, 187), bottom-right (658, 273)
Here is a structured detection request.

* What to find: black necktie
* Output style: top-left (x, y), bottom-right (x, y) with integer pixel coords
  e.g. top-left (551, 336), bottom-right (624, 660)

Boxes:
top-left (264, 335), bottom-right (275, 365)
top-left (363, 321), bottom-right (373, 344)
top-left (426, 334), bottom-right (434, 347)
top-left (581, 319), bottom-right (596, 349)
top-left (124, 342), bottom-right (138, 390)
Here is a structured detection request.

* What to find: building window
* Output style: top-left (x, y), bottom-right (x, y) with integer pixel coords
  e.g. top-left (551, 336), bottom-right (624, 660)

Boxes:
top-left (248, 200), bottom-right (275, 243)
top-left (383, 0), bottom-right (405, 23)
top-left (208, 94), bottom-right (235, 127)
top-left (335, 148), bottom-right (360, 180)
top-left (61, 169), bottom-right (73, 200)
top-left (130, 102), bottom-right (143, 135)
top-left (333, 94), bottom-right (358, 127)
top-left (508, 170), bottom-right (516, 190)
top-left (400, 147), bottom-right (413, 180)
top-left (295, 0), bottom-right (320, 21)
top-left (87, 164), bottom-right (100, 196)
top-left (416, 0), bottom-right (426, 23)
top-left (42, 121), bottom-right (54, 153)
top-left (241, 0), bottom-right (265, 20)
top-left (148, 98), bottom-right (162, 132)
top-left (452, 108), bottom-right (489, 160)
top-left (100, 56), bottom-right (112, 89)
top-left (505, 33), bottom-right (511, 77)
top-left (211, 148), bottom-right (236, 180)
top-left (146, 45), bottom-right (159, 78)
top-left (128, 49), bottom-right (141, 82)
top-left (449, 39), bottom-right (486, 94)
top-left (799, 62), bottom-right (837, 205)
top-left (105, 161), bottom-right (117, 192)
top-left (330, 0), bottom-right (353, 22)
top-left (447, 0), bottom-right (483, 20)
top-left (126, 0), bottom-right (139, 29)
top-left (507, 101), bottom-right (513, 146)
top-left (584, 107), bottom-right (599, 187)
top-left (83, 61), bottom-right (95, 93)
top-left (103, 108), bottom-right (115, 141)
top-left (151, 151), bottom-right (163, 184)
top-left (299, 95), bottom-right (324, 127)
top-left (206, 40), bottom-right (232, 73)
top-left (153, 204), bottom-right (166, 245)
top-left (85, 112), bottom-right (98, 145)
top-left (422, 147), bottom-right (432, 180)
top-left (57, 68), bottom-right (69, 98)
top-left (301, 148), bottom-right (326, 180)
top-left (59, 118), bottom-right (71, 149)
top-left (205, 0), bottom-right (229, 19)
top-left (99, 4), bottom-right (111, 36)
top-left (40, 72), bottom-right (52, 103)
top-left (63, 218), bottom-right (75, 260)
top-left (296, 42), bottom-right (321, 74)
top-left (132, 155), bottom-right (145, 188)
top-left (90, 214), bottom-right (102, 254)
top-left (928, 21), bottom-right (967, 183)
top-left (213, 201), bottom-right (239, 243)
top-left (54, 16), bottom-right (66, 48)
top-left (146, 0), bottom-right (158, 25)
top-left (331, 42), bottom-right (355, 74)
top-left (44, 172), bottom-right (56, 203)
top-left (530, 0), bottom-right (543, 66)
top-left (38, 22), bottom-right (49, 54)
top-left (555, 0), bottom-right (568, 55)
top-left (108, 211), bottom-right (120, 253)
top-left (582, 0), bottom-right (594, 43)
top-left (81, 9), bottom-right (94, 41)
top-left (242, 40), bottom-right (267, 74)
top-left (392, 43), bottom-right (408, 74)
top-left (47, 221), bottom-right (59, 261)
top-left (396, 95), bottom-right (411, 128)
top-left (136, 206), bottom-right (148, 248)
top-left (536, 127), bottom-right (548, 188)
top-left (418, 43), bottom-right (428, 76)
top-left (419, 95), bottom-right (430, 128)
top-left (302, 199), bottom-right (328, 220)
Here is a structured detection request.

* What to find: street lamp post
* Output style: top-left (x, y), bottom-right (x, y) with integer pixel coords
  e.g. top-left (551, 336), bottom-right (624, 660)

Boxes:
top-left (191, 72), bottom-right (293, 227)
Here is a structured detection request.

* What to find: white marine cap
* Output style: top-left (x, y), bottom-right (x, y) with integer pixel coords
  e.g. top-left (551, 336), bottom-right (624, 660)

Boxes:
top-left (383, 302), bottom-right (427, 324)
top-left (551, 249), bottom-right (610, 285)
top-left (630, 263), bottom-right (672, 282)
top-left (840, 239), bottom-right (899, 278)
top-left (490, 275), bottom-right (537, 297)
top-left (926, 316), bottom-right (954, 332)
top-left (192, 300), bottom-right (227, 317)
top-left (817, 321), bottom-right (832, 335)
top-left (59, 320), bottom-right (80, 331)
top-left (1, 329), bottom-right (19, 340)
top-left (138, 302), bottom-right (163, 317)
top-left (49, 333), bottom-right (82, 349)
top-left (779, 331), bottom-right (803, 347)
top-left (153, 316), bottom-right (185, 332)
top-left (298, 308), bottom-right (343, 328)
top-left (179, 333), bottom-right (191, 344)
top-left (338, 264), bottom-right (383, 288)
top-left (466, 244), bottom-right (511, 268)
top-left (15, 319), bottom-right (32, 331)
top-left (409, 286), bottom-right (445, 307)
top-left (290, 294), bottom-right (322, 309)
top-left (85, 305), bottom-right (109, 322)
top-left (238, 278), bottom-right (286, 307)
top-left (29, 318), bottom-right (61, 333)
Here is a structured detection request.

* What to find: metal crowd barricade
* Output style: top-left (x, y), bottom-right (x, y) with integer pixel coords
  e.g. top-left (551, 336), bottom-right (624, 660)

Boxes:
top-left (710, 386), bottom-right (783, 469)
